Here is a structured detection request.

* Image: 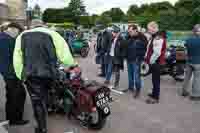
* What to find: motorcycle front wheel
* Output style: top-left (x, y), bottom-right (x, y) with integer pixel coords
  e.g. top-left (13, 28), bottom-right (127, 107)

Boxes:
top-left (89, 109), bottom-right (107, 130)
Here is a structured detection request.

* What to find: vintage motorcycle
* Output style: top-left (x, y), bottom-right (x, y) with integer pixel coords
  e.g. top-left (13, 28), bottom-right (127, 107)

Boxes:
top-left (141, 46), bottom-right (185, 81)
top-left (48, 66), bottom-right (112, 129)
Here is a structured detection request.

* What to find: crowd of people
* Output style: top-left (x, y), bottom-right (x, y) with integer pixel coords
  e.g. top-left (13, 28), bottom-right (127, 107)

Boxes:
top-left (95, 21), bottom-right (200, 104)
top-left (95, 21), bottom-right (166, 103)
top-left (0, 18), bottom-right (200, 133)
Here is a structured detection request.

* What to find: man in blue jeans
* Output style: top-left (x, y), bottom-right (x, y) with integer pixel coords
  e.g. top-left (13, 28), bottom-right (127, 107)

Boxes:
top-left (182, 24), bottom-right (200, 101)
top-left (104, 26), bottom-right (124, 89)
top-left (123, 24), bottom-right (147, 98)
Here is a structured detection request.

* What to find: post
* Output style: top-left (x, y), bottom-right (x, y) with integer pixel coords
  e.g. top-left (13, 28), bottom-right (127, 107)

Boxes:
top-left (26, 7), bottom-right (32, 29)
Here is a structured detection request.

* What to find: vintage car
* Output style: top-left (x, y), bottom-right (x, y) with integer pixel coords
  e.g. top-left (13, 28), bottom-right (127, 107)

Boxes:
top-left (57, 30), bottom-right (90, 58)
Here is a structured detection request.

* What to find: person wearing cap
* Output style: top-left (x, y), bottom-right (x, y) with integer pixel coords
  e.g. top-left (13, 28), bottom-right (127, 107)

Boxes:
top-left (104, 26), bottom-right (125, 89)
top-left (122, 24), bottom-right (148, 98)
top-left (145, 21), bottom-right (167, 104)
top-left (0, 22), bottom-right (29, 125)
top-left (13, 19), bottom-right (77, 133)
top-left (181, 24), bottom-right (200, 101)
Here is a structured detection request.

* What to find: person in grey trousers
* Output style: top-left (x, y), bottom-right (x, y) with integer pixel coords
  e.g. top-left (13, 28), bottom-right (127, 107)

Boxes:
top-left (182, 24), bottom-right (200, 101)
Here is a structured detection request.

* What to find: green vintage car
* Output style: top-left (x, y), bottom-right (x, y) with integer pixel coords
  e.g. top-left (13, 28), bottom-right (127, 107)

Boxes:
top-left (71, 38), bottom-right (90, 57)
top-left (57, 30), bottom-right (90, 58)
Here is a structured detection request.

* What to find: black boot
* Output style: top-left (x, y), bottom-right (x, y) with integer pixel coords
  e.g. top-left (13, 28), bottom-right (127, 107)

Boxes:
top-left (9, 120), bottom-right (29, 126)
top-left (181, 91), bottom-right (189, 97)
top-left (98, 73), bottom-right (106, 77)
top-left (35, 128), bottom-right (47, 133)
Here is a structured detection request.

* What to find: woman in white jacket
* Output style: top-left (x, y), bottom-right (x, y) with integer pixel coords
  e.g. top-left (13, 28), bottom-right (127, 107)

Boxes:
top-left (145, 21), bottom-right (167, 104)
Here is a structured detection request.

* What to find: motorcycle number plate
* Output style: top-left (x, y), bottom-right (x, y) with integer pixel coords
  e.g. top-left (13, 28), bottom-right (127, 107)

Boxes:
top-left (96, 93), bottom-right (109, 107)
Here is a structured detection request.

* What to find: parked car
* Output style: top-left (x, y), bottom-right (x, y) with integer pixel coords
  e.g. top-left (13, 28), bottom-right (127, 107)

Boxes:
top-left (57, 30), bottom-right (90, 58)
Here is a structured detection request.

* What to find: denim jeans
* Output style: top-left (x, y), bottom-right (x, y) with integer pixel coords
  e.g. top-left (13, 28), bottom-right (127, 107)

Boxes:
top-left (106, 62), bottom-right (112, 81)
top-left (127, 61), bottom-right (141, 92)
top-left (105, 61), bottom-right (120, 88)
top-left (183, 64), bottom-right (200, 97)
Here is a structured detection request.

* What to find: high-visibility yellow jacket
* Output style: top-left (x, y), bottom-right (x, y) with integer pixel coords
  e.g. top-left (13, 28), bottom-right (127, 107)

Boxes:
top-left (13, 27), bottom-right (76, 80)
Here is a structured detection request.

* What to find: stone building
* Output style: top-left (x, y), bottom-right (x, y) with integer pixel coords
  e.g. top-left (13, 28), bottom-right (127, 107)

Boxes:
top-left (0, 0), bottom-right (27, 25)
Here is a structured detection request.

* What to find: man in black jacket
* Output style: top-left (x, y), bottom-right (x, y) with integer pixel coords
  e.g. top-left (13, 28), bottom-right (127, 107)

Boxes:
top-left (0, 22), bottom-right (29, 125)
top-left (104, 26), bottom-right (124, 89)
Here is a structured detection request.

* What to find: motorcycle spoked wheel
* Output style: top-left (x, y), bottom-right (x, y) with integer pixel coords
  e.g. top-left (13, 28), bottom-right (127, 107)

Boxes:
top-left (172, 64), bottom-right (185, 82)
top-left (88, 109), bottom-right (107, 130)
top-left (80, 46), bottom-right (89, 58)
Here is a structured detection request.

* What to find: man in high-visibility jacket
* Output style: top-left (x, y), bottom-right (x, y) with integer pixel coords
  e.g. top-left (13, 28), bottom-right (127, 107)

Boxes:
top-left (13, 19), bottom-right (77, 133)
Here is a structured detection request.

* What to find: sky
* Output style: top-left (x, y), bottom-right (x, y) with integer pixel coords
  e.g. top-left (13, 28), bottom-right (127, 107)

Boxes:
top-left (28, 0), bottom-right (179, 15)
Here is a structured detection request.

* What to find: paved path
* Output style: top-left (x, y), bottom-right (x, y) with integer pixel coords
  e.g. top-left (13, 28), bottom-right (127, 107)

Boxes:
top-left (0, 47), bottom-right (200, 133)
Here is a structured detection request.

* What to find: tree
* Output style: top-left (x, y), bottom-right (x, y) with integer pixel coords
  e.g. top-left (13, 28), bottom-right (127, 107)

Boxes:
top-left (101, 11), bottom-right (111, 17)
top-left (91, 14), bottom-right (99, 25)
top-left (156, 1), bottom-right (174, 11)
top-left (175, 7), bottom-right (193, 30)
top-left (68, 0), bottom-right (86, 16)
top-left (175, 0), bottom-right (193, 12)
top-left (127, 5), bottom-right (139, 21)
top-left (42, 8), bottom-right (73, 23)
top-left (193, 0), bottom-right (200, 9)
top-left (67, 0), bottom-right (87, 24)
top-left (127, 4), bottom-right (140, 15)
top-left (100, 8), bottom-right (125, 23)
top-left (79, 16), bottom-right (95, 28)
top-left (159, 9), bottom-right (177, 30)
top-left (96, 15), bottom-right (112, 27)
top-left (42, 8), bottom-right (55, 22)
top-left (192, 6), bottom-right (200, 24)
top-left (109, 8), bottom-right (125, 22)
top-left (139, 4), bottom-right (149, 13)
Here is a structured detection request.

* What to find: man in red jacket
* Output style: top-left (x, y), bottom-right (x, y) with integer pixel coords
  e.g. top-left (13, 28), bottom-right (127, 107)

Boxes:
top-left (145, 21), bottom-right (167, 104)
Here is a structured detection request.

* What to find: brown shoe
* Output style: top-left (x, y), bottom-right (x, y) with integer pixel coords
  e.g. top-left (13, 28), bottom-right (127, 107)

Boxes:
top-left (104, 80), bottom-right (110, 85)
top-left (133, 91), bottom-right (140, 99)
top-left (122, 88), bottom-right (134, 93)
